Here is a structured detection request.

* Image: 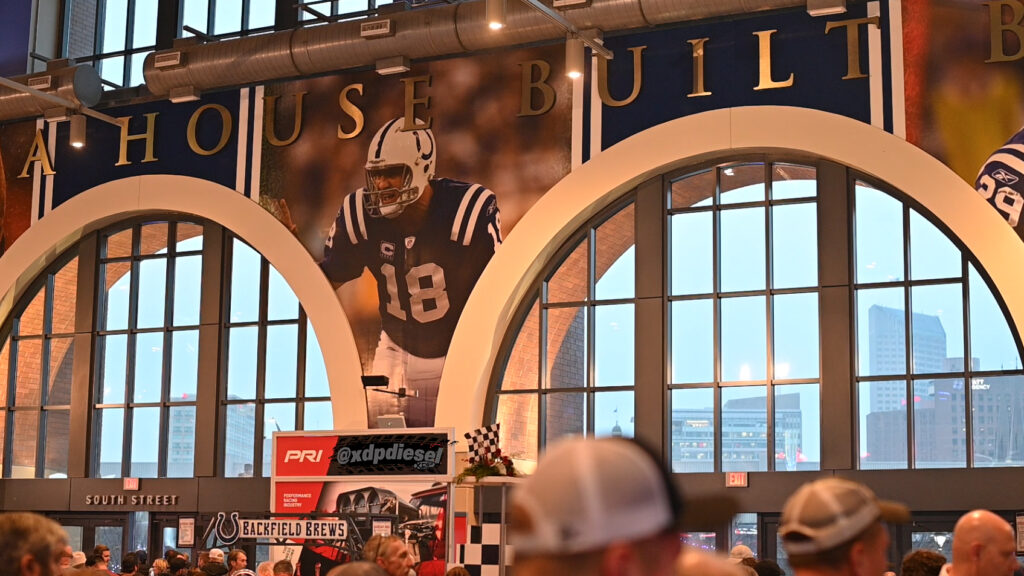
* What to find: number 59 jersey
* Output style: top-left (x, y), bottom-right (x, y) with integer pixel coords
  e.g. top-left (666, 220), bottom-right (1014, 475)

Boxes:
top-left (976, 126), bottom-right (1024, 234)
top-left (321, 178), bottom-right (502, 359)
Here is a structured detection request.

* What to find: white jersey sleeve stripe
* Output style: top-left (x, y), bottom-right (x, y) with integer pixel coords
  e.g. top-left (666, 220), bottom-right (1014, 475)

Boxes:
top-left (342, 193), bottom-right (359, 245)
top-left (462, 188), bottom-right (495, 246)
top-left (355, 188), bottom-right (368, 240)
top-left (452, 183), bottom-right (482, 241)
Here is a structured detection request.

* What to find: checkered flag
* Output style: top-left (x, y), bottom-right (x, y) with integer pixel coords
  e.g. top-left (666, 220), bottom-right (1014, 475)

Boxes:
top-left (465, 423), bottom-right (501, 464)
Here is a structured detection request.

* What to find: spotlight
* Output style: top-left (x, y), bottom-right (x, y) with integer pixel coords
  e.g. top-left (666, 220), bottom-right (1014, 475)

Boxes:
top-left (566, 36), bottom-right (584, 79)
top-left (70, 114), bottom-right (86, 148)
top-left (486, 0), bottom-right (505, 30)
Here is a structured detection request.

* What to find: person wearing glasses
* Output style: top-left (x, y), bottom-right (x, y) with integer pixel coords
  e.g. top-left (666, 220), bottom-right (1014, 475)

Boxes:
top-left (361, 535), bottom-right (413, 576)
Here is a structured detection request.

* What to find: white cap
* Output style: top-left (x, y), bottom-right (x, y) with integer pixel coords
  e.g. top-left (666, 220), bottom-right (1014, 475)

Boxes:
top-left (208, 548), bottom-right (225, 562)
top-left (728, 544), bottom-right (754, 563)
top-left (780, 478), bottom-right (909, 556)
top-left (508, 436), bottom-right (737, 557)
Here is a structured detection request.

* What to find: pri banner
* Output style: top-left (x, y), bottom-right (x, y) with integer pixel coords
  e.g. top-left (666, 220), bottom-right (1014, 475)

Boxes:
top-left (270, 430), bottom-right (454, 575)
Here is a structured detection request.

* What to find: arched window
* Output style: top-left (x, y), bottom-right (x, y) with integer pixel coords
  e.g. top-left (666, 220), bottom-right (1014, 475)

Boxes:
top-left (0, 216), bottom-right (332, 478)
top-left (490, 156), bottom-right (1024, 473)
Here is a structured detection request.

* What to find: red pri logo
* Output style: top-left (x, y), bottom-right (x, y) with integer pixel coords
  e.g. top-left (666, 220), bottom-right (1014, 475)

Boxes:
top-left (283, 449), bottom-right (323, 463)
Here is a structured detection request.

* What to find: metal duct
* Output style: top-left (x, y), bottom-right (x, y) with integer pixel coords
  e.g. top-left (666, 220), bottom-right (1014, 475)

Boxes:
top-left (0, 64), bottom-right (103, 123)
top-left (142, 0), bottom-right (805, 98)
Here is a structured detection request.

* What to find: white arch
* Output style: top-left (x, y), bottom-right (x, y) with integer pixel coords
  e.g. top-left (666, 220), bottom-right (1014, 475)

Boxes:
top-left (0, 174), bottom-right (366, 429)
top-left (438, 105), bottom-right (1024, 441)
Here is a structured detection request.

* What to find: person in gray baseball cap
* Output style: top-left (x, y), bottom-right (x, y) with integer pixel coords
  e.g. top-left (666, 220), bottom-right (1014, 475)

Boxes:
top-left (779, 478), bottom-right (910, 576)
top-left (508, 436), bottom-right (738, 576)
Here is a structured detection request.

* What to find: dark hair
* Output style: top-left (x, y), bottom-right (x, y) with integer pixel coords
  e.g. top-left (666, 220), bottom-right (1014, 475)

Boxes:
top-left (94, 545), bottom-right (110, 556)
top-left (753, 559), bottom-right (785, 576)
top-left (169, 556), bottom-right (190, 574)
top-left (272, 560), bottom-right (293, 575)
top-left (901, 549), bottom-right (946, 576)
top-left (121, 552), bottom-right (139, 574)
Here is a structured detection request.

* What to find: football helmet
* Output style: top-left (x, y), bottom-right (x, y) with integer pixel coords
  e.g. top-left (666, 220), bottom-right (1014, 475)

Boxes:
top-left (364, 118), bottom-right (436, 217)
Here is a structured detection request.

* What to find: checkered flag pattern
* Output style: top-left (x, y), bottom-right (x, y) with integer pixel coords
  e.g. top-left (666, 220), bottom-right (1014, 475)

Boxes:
top-left (465, 423), bottom-right (501, 464)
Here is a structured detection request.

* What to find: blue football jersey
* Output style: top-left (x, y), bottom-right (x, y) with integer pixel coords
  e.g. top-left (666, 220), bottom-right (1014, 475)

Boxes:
top-left (976, 127), bottom-right (1024, 235)
top-left (321, 178), bottom-right (501, 358)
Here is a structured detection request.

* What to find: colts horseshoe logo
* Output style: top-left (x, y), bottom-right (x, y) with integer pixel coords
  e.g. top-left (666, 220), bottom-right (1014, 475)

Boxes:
top-left (202, 511), bottom-right (242, 546)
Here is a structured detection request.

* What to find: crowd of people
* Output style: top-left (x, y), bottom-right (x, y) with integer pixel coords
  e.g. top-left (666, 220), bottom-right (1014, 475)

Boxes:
top-left (2, 437), bottom-right (1022, 576)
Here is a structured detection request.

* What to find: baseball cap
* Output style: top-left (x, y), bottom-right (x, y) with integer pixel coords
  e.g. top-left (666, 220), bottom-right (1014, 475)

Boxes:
top-left (779, 478), bottom-right (910, 556)
top-left (508, 436), bottom-right (738, 556)
top-left (208, 549), bottom-right (225, 562)
top-left (71, 551), bottom-right (88, 568)
top-left (728, 544), bottom-right (754, 563)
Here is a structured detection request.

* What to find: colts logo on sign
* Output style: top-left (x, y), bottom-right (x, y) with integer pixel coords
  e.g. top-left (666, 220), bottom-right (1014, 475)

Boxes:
top-left (380, 241), bottom-right (395, 260)
top-left (284, 450), bottom-right (323, 463)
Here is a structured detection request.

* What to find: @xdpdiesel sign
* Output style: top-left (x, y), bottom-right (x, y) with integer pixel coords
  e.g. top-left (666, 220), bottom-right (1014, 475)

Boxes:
top-left (326, 433), bottom-right (449, 475)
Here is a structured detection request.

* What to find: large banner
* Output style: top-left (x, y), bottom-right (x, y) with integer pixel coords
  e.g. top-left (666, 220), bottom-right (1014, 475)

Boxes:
top-left (269, 430), bottom-right (454, 575)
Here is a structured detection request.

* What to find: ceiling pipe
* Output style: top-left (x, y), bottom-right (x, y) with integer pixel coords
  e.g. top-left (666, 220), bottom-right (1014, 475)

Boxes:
top-left (141, 0), bottom-right (804, 99)
top-left (0, 61), bottom-right (103, 123)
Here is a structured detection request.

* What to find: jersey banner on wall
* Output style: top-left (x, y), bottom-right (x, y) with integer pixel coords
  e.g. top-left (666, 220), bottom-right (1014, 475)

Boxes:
top-left (257, 43), bottom-right (572, 430)
top-left (270, 429), bottom-right (455, 575)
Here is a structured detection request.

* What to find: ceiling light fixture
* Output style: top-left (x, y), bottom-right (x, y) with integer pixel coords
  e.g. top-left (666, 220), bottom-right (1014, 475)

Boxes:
top-left (70, 114), bottom-right (86, 148)
top-left (566, 36), bottom-right (584, 79)
top-left (486, 0), bottom-right (506, 30)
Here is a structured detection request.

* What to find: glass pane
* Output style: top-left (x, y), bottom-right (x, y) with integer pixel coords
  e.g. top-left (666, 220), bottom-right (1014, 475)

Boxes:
top-left (911, 531), bottom-right (954, 558)
top-left (101, 0), bottom-right (128, 51)
top-left (173, 254), bottom-right (203, 326)
top-left (227, 326), bottom-right (258, 400)
top-left (47, 337), bottom-right (74, 405)
top-left (133, 0), bottom-right (158, 46)
top-left (263, 403), bottom-right (296, 476)
top-left (594, 304), bottom-right (633, 387)
top-left (544, 392), bottom-right (585, 444)
top-left (910, 210), bottom-right (960, 280)
top-left (501, 300), bottom-right (539, 391)
top-left (136, 259), bottom-right (167, 329)
top-left (134, 332), bottom-right (164, 403)
top-left (47, 428), bottom-right (78, 478)
top-left (720, 163), bottom-right (765, 204)
top-left (721, 296), bottom-right (767, 382)
top-left (855, 183), bottom-right (904, 283)
top-left (267, 267), bottom-right (299, 321)
top-left (167, 405), bottom-right (196, 477)
top-left (265, 325), bottom-right (298, 398)
top-left (546, 238), bottom-right (588, 303)
top-left (912, 284), bottom-right (964, 374)
top-left (99, 334), bottom-right (128, 403)
top-left (915, 377), bottom-right (966, 468)
top-left (775, 384), bottom-right (820, 471)
top-left (19, 288), bottom-right (45, 336)
top-left (181, 0), bottom-right (209, 35)
top-left (671, 299), bottom-right (714, 384)
top-left (972, 375), bottom-right (1024, 467)
top-left (968, 265), bottom-right (1022, 371)
top-left (859, 380), bottom-right (907, 469)
top-left (104, 228), bottom-right (133, 258)
top-left (177, 222), bottom-right (204, 251)
top-left (595, 204), bottom-right (634, 300)
top-left (0, 338), bottom-right (9, 405)
top-left (303, 401), bottom-right (333, 431)
top-left (15, 339), bottom-right (43, 405)
top-left (101, 261), bottom-right (132, 331)
top-left (225, 403), bottom-right (256, 477)
top-left (170, 330), bottom-right (199, 401)
top-left (497, 394), bottom-right (538, 464)
top-left (545, 307), bottom-right (586, 389)
top-left (10, 410), bottom-right (39, 478)
top-left (671, 169), bottom-right (715, 209)
top-left (671, 388), bottom-right (715, 473)
top-left (131, 407), bottom-right (160, 477)
top-left (230, 239), bottom-right (261, 323)
top-left (64, 526), bottom-right (82, 551)
top-left (95, 527), bottom-right (123, 573)
top-left (771, 163), bottom-right (816, 200)
top-left (595, 390), bottom-right (633, 438)
top-left (720, 207), bottom-right (766, 292)
top-left (670, 212), bottom-right (713, 295)
top-left (213, 0), bottom-right (243, 35)
top-left (99, 56), bottom-right (125, 89)
top-left (731, 513), bottom-right (759, 557)
top-left (129, 53), bottom-right (148, 88)
top-left (683, 533), bottom-right (716, 552)
top-left (248, 0), bottom-right (275, 28)
top-left (51, 257), bottom-right (79, 334)
top-left (722, 386), bottom-right (768, 472)
top-left (139, 222), bottom-right (168, 256)
top-left (857, 287), bottom-right (906, 377)
top-left (772, 203), bottom-right (818, 289)
top-left (305, 320), bottom-right (330, 397)
top-left (773, 293), bottom-right (819, 380)
top-left (96, 407), bottom-right (124, 477)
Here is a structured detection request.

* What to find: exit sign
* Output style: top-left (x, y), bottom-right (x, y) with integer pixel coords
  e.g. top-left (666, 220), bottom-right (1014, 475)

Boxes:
top-left (725, 472), bottom-right (748, 488)
top-left (123, 478), bottom-right (140, 491)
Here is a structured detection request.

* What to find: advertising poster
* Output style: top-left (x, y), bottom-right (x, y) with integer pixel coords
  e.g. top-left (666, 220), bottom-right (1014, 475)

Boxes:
top-left (269, 430), bottom-right (454, 576)
top-left (258, 45), bottom-right (572, 429)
